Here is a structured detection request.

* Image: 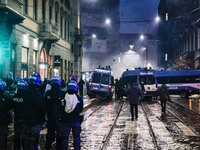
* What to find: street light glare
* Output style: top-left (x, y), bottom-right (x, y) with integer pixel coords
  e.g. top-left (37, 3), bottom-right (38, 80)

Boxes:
top-left (155, 16), bottom-right (160, 23)
top-left (92, 34), bottom-right (96, 38)
top-left (140, 34), bottom-right (144, 40)
top-left (105, 18), bottom-right (111, 25)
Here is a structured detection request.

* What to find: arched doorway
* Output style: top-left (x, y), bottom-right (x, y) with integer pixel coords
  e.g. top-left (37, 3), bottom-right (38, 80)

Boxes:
top-left (39, 48), bottom-right (47, 80)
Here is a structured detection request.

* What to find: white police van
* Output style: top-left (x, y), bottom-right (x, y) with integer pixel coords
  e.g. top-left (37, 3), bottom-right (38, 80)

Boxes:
top-left (88, 67), bottom-right (114, 100)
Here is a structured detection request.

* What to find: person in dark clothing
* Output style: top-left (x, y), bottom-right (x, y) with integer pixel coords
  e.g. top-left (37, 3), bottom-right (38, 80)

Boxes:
top-left (22, 73), bottom-right (46, 150)
top-left (44, 76), bottom-right (65, 150)
top-left (114, 79), bottom-right (120, 99)
top-left (0, 79), bottom-right (12, 150)
top-left (12, 79), bottom-right (28, 150)
top-left (40, 78), bottom-right (48, 97)
top-left (125, 81), bottom-right (142, 121)
top-left (158, 84), bottom-right (169, 115)
top-left (58, 80), bottom-right (84, 150)
top-left (78, 78), bottom-right (85, 98)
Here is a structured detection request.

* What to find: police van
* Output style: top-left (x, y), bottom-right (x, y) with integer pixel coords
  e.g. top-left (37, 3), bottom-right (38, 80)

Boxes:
top-left (88, 67), bottom-right (114, 100)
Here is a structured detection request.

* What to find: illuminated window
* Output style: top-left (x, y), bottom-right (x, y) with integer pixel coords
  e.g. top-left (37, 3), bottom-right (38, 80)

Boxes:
top-left (33, 50), bottom-right (37, 65)
top-left (21, 47), bottom-right (28, 63)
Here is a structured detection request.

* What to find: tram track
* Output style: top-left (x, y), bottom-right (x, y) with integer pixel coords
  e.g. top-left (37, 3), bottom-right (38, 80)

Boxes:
top-left (167, 99), bottom-right (200, 135)
top-left (140, 102), bottom-right (160, 150)
top-left (141, 100), bottom-right (200, 149)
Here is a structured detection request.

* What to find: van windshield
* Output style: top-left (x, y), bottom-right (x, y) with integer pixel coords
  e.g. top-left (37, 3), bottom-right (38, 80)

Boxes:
top-left (92, 73), bottom-right (101, 83)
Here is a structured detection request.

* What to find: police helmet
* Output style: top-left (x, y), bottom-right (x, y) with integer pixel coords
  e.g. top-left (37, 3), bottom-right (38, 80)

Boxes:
top-left (14, 77), bottom-right (21, 85)
top-left (29, 73), bottom-right (42, 86)
top-left (24, 77), bottom-right (29, 83)
top-left (17, 79), bottom-right (28, 90)
top-left (69, 75), bottom-right (77, 82)
top-left (0, 80), bottom-right (6, 91)
top-left (3, 75), bottom-right (13, 86)
top-left (67, 80), bottom-right (78, 92)
top-left (50, 76), bottom-right (62, 86)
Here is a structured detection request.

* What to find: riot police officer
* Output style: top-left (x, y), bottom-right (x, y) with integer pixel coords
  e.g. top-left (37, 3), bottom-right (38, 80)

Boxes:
top-left (22, 73), bottom-right (46, 150)
top-left (0, 80), bottom-right (12, 150)
top-left (12, 79), bottom-right (28, 150)
top-left (58, 80), bottom-right (84, 150)
top-left (44, 76), bottom-right (65, 150)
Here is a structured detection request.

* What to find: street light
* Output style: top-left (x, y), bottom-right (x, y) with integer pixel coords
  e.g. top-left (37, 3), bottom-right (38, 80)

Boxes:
top-left (105, 18), bottom-right (111, 26)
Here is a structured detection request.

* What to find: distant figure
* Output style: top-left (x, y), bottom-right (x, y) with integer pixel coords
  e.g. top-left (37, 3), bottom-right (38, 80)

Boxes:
top-left (114, 79), bottom-right (119, 99)
top-left (139, 81), bottom-right (145, 101)
top-left (125, 81), bottom-right (142, 121)
top-left (158, 84), bottom-right (170, 115)
top-left (78, 78), bottom-right (85, 98)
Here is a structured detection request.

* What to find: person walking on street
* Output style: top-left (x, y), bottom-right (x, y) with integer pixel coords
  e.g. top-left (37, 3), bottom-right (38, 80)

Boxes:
top-left (44, 76), bottom-right (65, 150)
top-left (22, 73), bottom-right (46, 150)
top-left (12, 79), bottom-right (28, 150)
top-left (0, 80), bottom-right (12, 150)
top-left (158, 84), bottom-right (169, 115)
top-left (125, 81), bottom-right (142, 121)
top-left (78, 78), bottom-right (85, 98)
top-left (58, 80), bottom-right (84, 150)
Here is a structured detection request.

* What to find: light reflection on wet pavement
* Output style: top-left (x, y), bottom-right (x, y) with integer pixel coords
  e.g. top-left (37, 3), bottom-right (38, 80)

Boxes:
top-left (80, 98), bottom-right (199, 149)
top-left (7, 95), bottom-right (200, 150)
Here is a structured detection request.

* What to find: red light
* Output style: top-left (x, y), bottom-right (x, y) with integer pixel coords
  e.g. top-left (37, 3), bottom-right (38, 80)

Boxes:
top-left (109, 85), bottom-right (112, 88)
top-left (89, 82), bottom-right (92, 86)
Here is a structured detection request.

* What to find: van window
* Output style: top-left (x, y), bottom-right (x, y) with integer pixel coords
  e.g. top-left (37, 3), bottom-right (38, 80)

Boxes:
top-left (102, 74), bottom-right (109, 85)
top-left (92, 73), bottom-right (101, 83)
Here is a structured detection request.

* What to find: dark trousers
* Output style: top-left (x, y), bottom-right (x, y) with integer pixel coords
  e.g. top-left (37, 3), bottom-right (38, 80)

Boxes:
top-left (14, 119), bottom-right (24, 150)
top-left (130, 104), bottom-right (138, 120)
top-left (57, 122), bottom-right (82, 150)
top-left (0, 124), bottom-right (8, 150)
top-left (22, 124), bottom-right (43, 150)
top-left (160, 100), bottom-right (166, 114)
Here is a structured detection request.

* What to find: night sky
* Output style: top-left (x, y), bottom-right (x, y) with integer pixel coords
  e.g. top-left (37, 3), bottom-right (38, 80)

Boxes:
top-left (119, 0), bottom-right (160, 35)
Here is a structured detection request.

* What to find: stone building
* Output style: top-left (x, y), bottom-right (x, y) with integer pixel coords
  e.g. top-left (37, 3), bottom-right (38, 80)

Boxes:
top-left (158, 0), bottom-right (200, 70)
top-left (0, 0), bottom-right (82, 81)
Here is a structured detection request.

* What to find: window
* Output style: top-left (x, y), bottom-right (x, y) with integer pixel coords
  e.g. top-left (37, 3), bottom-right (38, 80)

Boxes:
top-left (42, 0), bottom-right (46, 22)
top-left (71, 44), bottom-right (74, 53)
top-left (21, 47), bottom-right (28, 63)
top-left (33, 0), bottom-right (38, 20)
top-left (55, 2), bottom-right (59, 24)
top-left (23, 0), bottom-right (28, 15)
top-left (101, 74), bottom-right (109, 85)
top-left (92, 73), bottom-right (101, 83)
top-left (33, 50), bottom-right (37, 65)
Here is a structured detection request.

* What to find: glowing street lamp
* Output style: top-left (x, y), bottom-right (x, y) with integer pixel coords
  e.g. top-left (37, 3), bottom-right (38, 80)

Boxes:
top-left (92, 34), bottom-right (96, 38)
top-left (140, 34), bottom-right (144, 41)
top-left (155, 16), bottom-right (160, 23)
top-left (105, 18), bottom-right (111, 26)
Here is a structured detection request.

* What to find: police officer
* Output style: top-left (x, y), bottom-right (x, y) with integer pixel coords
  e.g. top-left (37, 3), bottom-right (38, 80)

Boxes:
top-left (58, 80), bottom-right (84, 150)
top-left (0, 80), bottom-right (12, 150)
top-left (3, 75), bottom-right (16, 99)
top-left (44, 76), bottom-right (65, 150)
top-left (22, 73), bottom-right (46, 150)
top-left (12, 79), bottom-right (28, 150)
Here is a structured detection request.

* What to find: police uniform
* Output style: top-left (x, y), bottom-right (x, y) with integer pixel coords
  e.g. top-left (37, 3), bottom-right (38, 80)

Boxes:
top-left (58, 80), bottom-right (84, 150)
top-left (44, 76), bottom-right (65, 150)
top-left (12, 80), bottom-right (28, 150)
top-left (22, 73), bottom-right (46, 150)
top-left (0, 80), bottom-right (12, 150)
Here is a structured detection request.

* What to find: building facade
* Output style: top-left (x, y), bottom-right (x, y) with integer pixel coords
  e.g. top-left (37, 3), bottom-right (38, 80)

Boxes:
top-left (158, 0), bottom-right (200, 70)
top-left (0, 0), bottom-right (82, 81)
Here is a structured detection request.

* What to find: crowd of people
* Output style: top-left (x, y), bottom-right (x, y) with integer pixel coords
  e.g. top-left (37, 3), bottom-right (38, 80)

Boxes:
top-left (0, 72), bottom-right (169, 149)
top-left (0, 73), bottom-right (84, 150)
